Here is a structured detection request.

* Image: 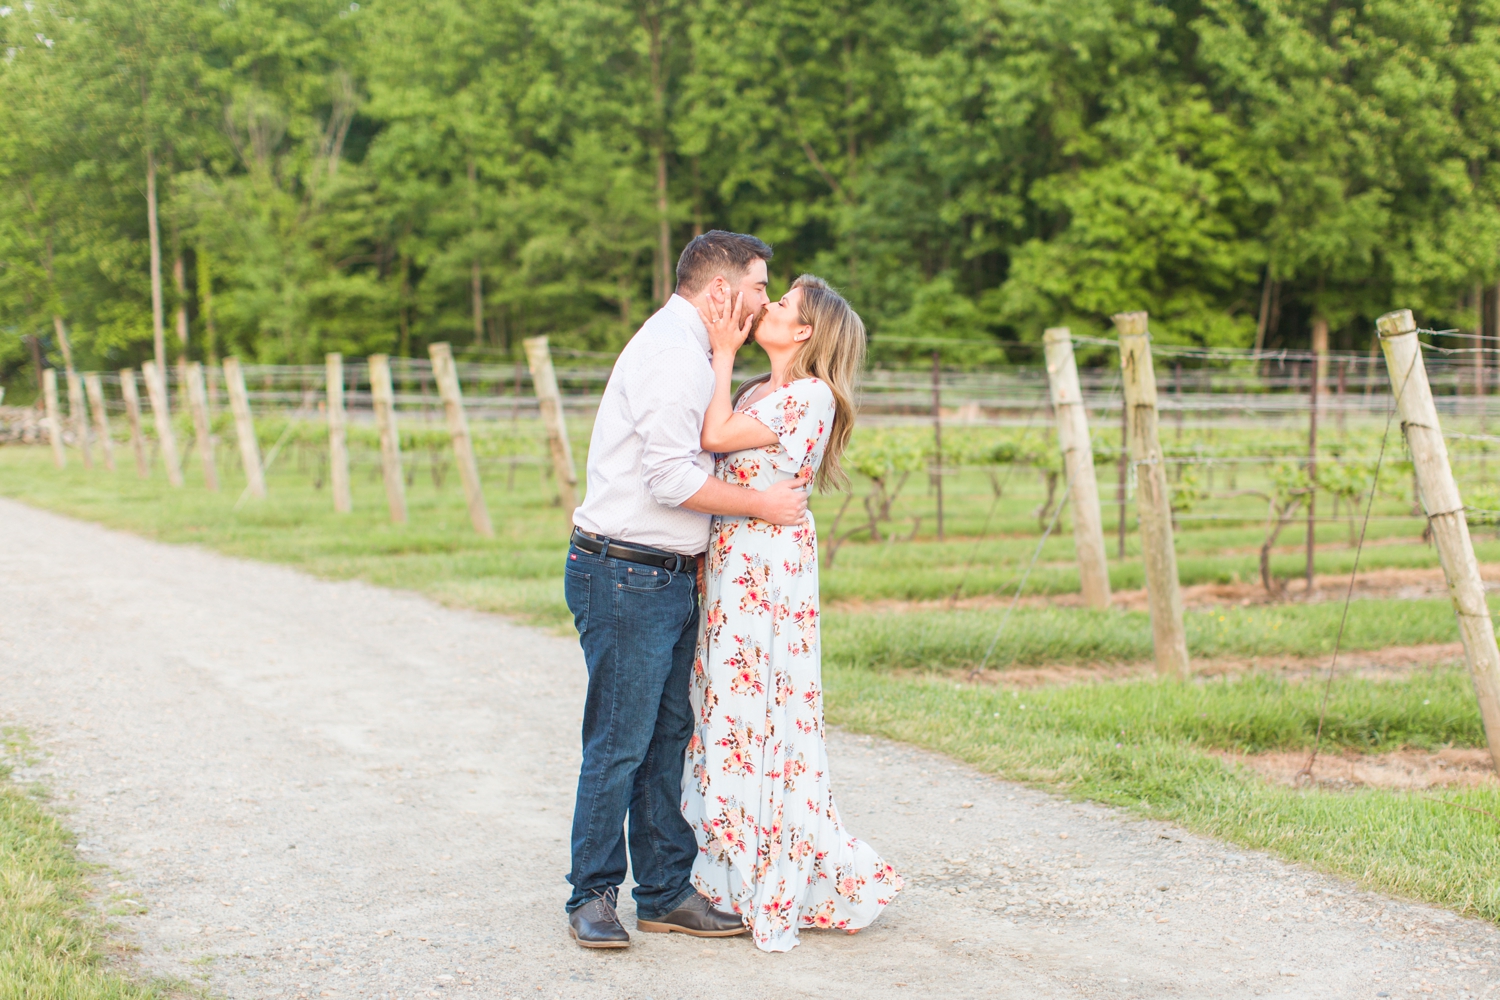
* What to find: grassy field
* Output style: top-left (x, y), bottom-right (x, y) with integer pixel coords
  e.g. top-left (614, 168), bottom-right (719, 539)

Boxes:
top-left (3, 423), bottom-right (1499, 925)
top-left (826, 666), bottom-right (1500, 920)
top-left (1, 733), bottom-right (166, 1000)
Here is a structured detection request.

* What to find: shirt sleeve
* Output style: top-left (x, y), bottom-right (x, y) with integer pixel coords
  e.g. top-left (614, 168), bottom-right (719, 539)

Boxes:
top-left (741, 379), bottom-right (835, 482)
top-left (630, 345), bottom-right (712, 507)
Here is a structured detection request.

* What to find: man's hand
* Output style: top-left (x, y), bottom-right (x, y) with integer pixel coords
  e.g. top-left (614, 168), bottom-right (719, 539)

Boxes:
top-left (753, 479), bottom-right (808, 526)
top-left (679, 476), bottom-right (807, 524)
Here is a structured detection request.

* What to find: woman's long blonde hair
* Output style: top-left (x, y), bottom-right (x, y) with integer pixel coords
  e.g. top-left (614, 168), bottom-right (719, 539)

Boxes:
top-left (735, 274), bottom-right (865, 492)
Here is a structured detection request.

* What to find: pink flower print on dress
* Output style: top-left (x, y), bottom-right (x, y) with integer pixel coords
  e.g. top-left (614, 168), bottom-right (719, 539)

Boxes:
top-left (754, 802), bottom-right (785, 883)
top-left (760, 881), bottom-right (797, 934)
top-left (723, 455), bottom-right (762, 487)
top-left (716, 717), bottom-right (758, 776)
top-left (833, 864), bottom-right (867, 905)
top-left (709, 520), bottom-right (734, 574)
top-left (703, 599), bottom-right (727, 643)
top-left (705, 799), bottom-right (752, 861)
top-left (777, 395), bottom-right (809, 436)
top-left (784, 525), bottom-right (817, 576)
top-left (787, 828), bottom-right (815, 864)
top-left (725, 637), bottom-right (767, 696)
top-left (774, 670), bottom-right (795, 707)
top-left (733, 555), bottom-right (774, 615)
top-left (803, 900), bottom-right (848, 930)
top-left (782, 752), bottom-right (807, 792)
top-left (698, 684), bottom-right (719, 725)
top-left (873, 862), bottom-right (905, 890)
top-left (769, 599), bottom-right (790, 636)
top-left (791, 600), bottom-right (819, 655)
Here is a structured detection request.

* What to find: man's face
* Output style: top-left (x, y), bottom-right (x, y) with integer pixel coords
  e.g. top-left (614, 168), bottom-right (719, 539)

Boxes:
top-left (733, 259), bottom-right (770, 339)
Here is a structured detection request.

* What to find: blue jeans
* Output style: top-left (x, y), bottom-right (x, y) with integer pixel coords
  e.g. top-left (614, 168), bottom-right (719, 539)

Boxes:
top-left (563, 542), bottom-right (700, 920)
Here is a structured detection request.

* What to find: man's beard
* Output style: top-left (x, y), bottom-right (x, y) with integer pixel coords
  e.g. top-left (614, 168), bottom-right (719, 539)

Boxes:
top-left (746, 305), bottom-right (768, 343)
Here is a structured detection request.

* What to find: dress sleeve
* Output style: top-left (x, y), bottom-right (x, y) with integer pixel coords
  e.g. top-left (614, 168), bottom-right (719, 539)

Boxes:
top-left (741, 378), bottom-right (835, 482)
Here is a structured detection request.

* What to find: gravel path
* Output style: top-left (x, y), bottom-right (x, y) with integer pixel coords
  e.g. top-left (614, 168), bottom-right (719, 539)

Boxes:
top-left (3, 496), bottom-right (1499, 999)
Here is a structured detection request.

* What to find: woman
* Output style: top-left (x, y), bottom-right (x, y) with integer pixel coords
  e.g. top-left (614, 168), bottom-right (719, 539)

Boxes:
top-left (680, 274), bottom-right (902, 953)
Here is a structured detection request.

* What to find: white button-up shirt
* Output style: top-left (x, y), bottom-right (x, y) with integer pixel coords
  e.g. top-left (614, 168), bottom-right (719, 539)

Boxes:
top-left (572, 295), bottom-right (715, 555)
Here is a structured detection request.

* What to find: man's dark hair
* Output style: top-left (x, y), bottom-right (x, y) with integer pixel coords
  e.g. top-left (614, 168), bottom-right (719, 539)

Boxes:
top-left (674, 230), bottom-right (773, 296)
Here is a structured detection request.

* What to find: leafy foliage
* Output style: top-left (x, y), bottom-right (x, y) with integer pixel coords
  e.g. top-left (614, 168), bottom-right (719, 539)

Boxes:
top-left (5, 0), bottom-right (1500, 399)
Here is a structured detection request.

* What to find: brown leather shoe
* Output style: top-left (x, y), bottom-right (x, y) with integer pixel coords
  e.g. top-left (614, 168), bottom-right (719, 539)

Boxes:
top-left (569, 895), bottom-right (630, 949)
top-left (637, 893), bottom-right (747, 937)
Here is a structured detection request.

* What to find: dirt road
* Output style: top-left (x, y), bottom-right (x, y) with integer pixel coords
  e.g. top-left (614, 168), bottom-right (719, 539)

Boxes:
top-left (2, 497), bottom-right (1496, 998)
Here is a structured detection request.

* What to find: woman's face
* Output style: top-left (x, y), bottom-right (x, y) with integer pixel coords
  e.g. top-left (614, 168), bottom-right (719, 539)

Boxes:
top-left (754, 286), bottom-right (812, 354)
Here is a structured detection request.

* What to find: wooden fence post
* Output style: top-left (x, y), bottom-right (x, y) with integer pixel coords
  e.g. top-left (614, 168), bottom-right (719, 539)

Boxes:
top-left (185, 362), bottom-right (219, 491)
top-left (141, 360), bottom-right (184, 487)
top-left (1044, 327), bottom-right (1111, 609)
top-left (120, 369), bottom-right (150, 478)
top-left (1379, 308), bottom-right (1500, 772)
top-left (931, 350), bottom-right (944, 540)
top-left (326, 352), bottom-right (352, 513)
top-left (83, 374), bottom-right (116, 472)
top-left (429, 342), bottom-right (494, 537)
top-left (368, 354), bottom-right (408, 524)
top-left (222, 357), bottom-right (266, 498)
top-left (42, 368), bottom-right (66, 469)
top-left (1116, 397), bottom-right (1128, 558)
top-left (1114, 311), bottom-right (1190, 676)
top-left (523, 335), bottom-right (579, 514)
top-left (65, 370), bottom-right (94, 469)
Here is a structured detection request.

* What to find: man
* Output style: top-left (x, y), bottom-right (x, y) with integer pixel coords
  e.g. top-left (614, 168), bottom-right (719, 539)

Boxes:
top-left (563, 231), bottom-right (808, 948)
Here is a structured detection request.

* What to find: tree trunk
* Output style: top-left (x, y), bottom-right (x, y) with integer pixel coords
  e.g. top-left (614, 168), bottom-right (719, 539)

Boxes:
top-left (656, 145), bottom-right (671, 303)
top-left (469, 160), bottom-right (484, 344)
top-left (147, 149), bottom-right (166, 377)
top-left (199, 247), bottom-right (218, 363)
top-left (1254, 270), bottom-right (1273, 355)
top-left (52, 315), bottom-right (74, 372)
top-left (471, 260), bottom-right (484, 345)
top-left (28, 335), bottom-right (44, 407)
top-left (648, 11), bottom-right (671, 304)
top-left (173, 249), bottom-right (190, 350)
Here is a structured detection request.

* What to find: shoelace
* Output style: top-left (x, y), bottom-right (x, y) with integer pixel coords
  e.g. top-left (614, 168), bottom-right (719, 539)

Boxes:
top-left (587, 889), bottom-right (623, 927)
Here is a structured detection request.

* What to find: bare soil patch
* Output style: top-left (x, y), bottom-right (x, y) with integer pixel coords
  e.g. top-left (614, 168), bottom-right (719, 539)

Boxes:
top-left (1220, 747), bottom-right (1498, 791)
top-left (954, 642), bottom-right (1465, 689)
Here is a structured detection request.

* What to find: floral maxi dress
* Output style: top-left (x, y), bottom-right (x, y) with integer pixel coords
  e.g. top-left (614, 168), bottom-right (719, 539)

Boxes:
top-left (681, 376), bottom-right (903, 953)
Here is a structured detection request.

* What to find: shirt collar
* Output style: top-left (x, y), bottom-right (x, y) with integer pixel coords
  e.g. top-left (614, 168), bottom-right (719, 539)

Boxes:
top-left (666, 293), bottom-right (711, 356)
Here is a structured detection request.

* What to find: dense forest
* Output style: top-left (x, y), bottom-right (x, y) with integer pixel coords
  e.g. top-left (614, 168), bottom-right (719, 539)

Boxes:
top-left (4, 0), bottom-right (1500, 394)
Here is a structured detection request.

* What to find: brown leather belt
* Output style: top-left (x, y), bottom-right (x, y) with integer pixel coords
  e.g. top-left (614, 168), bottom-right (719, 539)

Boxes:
top-left (570, 528), bottom-right (697, 573)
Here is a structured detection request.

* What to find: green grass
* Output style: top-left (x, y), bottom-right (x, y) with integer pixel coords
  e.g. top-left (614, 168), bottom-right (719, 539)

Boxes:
top-left (826, 598), bottom-right (1473, 670)
top-left (826, 665), bottom-right (1500, 920)
top-left (0, 741), bottom-right (164, 1000)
